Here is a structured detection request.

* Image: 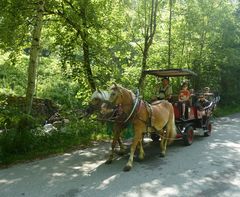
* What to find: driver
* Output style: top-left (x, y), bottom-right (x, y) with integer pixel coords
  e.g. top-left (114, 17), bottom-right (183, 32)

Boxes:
top-left (156, 77), bottom-right (173, 101)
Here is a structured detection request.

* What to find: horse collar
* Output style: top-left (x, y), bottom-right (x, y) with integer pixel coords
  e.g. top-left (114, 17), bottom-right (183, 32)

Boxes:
top-left (123, 89), bottom-right (140, 123)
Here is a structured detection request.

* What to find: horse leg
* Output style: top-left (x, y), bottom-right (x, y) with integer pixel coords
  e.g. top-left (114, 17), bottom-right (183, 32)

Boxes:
top-left (138, 139), bottom-right (145, 160)
top-left (117, 137), bottom-right (127, 155)
top-left (159, 129), bottom-right (168, 157)
top-left (116, 124), bottom-right (127, 155)
top-left (105, 138), bottom-right (117, 164)
top-left (123, 129), bottom-right (142, 171)
top-left (167, 116), bottom-right (176, 145)
top-left (160, 118), bottom-right (176, 157)
top-left (105, 127), bottom-right (121, 164)
top-left (160, 135), bottom-right (168, 157)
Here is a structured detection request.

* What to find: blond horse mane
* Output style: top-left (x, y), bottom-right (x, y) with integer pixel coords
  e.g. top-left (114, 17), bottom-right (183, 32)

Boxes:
top-left (91, 90), bottom-right (110, 102)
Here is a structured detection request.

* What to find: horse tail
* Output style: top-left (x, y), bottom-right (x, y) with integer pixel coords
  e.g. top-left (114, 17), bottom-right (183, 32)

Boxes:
top-left (167, 105), bottom-right (177, 145)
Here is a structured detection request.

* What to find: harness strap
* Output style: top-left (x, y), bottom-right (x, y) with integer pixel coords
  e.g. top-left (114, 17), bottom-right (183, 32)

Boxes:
top-left (144, 101), bottom-right (153, 129)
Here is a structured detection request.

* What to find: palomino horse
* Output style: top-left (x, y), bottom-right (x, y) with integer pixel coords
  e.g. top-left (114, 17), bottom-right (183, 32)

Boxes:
top-left (108, 83), bottom-right (176, 171)
top-left (86, 90), bottom-right (127, 161)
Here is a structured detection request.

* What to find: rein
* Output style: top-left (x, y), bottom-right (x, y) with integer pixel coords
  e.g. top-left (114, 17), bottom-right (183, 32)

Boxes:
top-left (97, 105), bottom-right (123, 123)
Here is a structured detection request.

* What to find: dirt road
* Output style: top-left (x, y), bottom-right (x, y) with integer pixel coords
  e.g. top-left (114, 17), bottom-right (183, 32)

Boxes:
top-left (1, 114), bottom-right (240, 197)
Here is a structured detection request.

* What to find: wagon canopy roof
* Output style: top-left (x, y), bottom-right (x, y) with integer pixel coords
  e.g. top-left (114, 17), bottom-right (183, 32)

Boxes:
top-left (143, 68), bottom-right (197, 77)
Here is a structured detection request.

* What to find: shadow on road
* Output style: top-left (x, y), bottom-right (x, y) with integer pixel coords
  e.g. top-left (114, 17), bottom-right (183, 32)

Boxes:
top-left (1, 115), bottom-right (240, 197)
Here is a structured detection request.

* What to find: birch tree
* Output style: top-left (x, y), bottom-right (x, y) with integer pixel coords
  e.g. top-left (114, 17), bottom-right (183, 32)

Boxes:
top-left (26, 0), bottom-right (45, 114)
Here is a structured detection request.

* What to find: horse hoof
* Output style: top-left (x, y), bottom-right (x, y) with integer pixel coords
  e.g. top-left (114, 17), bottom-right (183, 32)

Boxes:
top-left (105, 159), bottom-right (112, 164)
top-left (159, 153), bottom-right (165, 157)
top-left (123, 165), bottom-right (132, 172)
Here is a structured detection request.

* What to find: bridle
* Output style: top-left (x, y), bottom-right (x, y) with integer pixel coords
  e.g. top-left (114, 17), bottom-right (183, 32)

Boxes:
top-left (99, 89), bottom-right (140, 124)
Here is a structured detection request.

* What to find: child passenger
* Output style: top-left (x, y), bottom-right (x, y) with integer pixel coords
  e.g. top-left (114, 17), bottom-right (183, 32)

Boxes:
top-left (178, 81), bottom-right (191, 119)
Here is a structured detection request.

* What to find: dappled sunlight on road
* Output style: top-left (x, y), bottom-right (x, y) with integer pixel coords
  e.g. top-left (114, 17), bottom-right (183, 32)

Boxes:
top-left (1, 114), bottom-right (240, 197)
top-left (70, 160), bottom-right (106, 177)
top-left (97, 174), bottom-right (120, 190)
top-left (119, 179), bottom-right (179, 197)
top-left (210, 140), bottom-right (240, 150)
top-left (0, 178), bottom-right (22, 185)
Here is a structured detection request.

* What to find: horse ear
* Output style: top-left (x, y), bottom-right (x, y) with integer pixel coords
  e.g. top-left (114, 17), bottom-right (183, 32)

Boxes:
top-left (97, 89), bottom-right (101, 93)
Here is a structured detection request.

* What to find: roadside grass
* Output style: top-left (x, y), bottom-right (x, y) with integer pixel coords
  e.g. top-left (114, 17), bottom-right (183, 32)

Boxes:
top-left (0, 133), bottom-right (91, 168)
top-left (0, 119), bottom-right (109, 168)
top-left (213, 104), bottom-right (240, 117)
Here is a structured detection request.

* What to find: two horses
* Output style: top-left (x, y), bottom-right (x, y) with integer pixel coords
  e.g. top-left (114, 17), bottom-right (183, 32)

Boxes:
top-left (88, 84), bottom-right (176, 171)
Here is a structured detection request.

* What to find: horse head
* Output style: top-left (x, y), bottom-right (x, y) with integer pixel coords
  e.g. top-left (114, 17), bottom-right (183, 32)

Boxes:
top-left (109, 83), bottom-right (134, 108)
top-left (83, 89), bottom-right (111, 116)
top-left (108, 83), bottom-right (124, 105)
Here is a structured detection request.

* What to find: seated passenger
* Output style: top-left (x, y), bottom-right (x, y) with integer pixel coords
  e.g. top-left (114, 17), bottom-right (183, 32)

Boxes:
top-left (203, 86), bottom-right (214, 101)
top-left (204, 87), bottom-right (210, 94)
top-left (155, 77), bottom-right (173, 101)
top-left (178, 81), bottom-right (190, 119)
top-left (196, 93), bottom-right (211, 129)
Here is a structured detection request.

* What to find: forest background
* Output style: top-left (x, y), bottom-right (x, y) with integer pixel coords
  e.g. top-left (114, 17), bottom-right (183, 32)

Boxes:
top-left (1, 0), bottom-right (240, 166)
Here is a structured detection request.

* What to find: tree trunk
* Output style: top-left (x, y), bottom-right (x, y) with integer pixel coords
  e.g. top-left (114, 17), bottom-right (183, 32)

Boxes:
top-left (25, 0), bottom-right (44, 114)
top-left (138, 38), bottom-right (149, 92)
top-left (82, 39), bottom-right (96, 92)
top-left (138, 0), bottom-right (158, 91)
top-left (80, 3), bottom-right (96, 92)
top-left (168, 0), bottom-right (173, 68)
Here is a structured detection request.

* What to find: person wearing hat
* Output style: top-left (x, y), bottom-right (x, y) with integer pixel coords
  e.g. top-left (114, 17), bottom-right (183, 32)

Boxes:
top-left (203, 86), bottom-right (214, 101)
top-left (203, 87), bottom-right (210, 94)
top-left (156, 77), bottom-right (173, 101)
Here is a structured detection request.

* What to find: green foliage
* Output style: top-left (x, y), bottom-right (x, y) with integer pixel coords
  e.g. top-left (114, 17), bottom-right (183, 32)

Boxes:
top-left (121, 66), bottom-right (141, 88)
top-left (0, 0), bottom-right (33, 51)
top-left (0, 113), bottom-right (38, 164)
top-left (0, 95), bottom-right (26, 129)
top-left (0, 53), bottom-right (28, 95)
top-left (0, 128), bottom-right (34, 156)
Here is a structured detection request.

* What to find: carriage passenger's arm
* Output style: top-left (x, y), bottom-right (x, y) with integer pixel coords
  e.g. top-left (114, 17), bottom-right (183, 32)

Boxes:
top-left (165, 85), bottom-right (173, 100)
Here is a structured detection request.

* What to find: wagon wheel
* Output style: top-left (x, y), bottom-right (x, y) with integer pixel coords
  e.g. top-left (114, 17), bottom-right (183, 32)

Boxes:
top-left (204, 120), bottom-right (212, 137)
top-left (183, 126), bottom-right (194, 146)
top-left (150, 132), bottom-right (160, 142)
